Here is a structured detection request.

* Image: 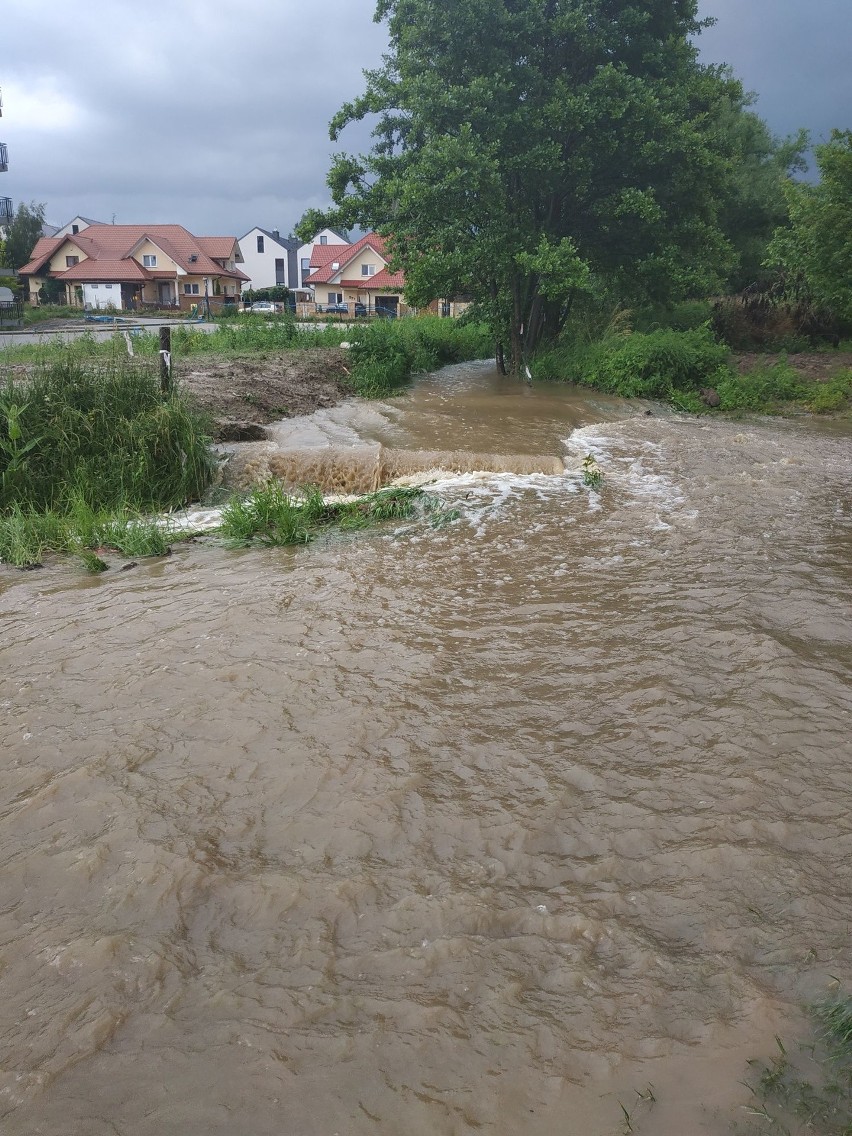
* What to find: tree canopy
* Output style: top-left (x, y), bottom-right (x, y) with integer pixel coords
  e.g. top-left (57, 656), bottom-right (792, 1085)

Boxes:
top-left (3, 202), bottom-right (46, 273)
top-left (300, 0), bottom-right (802, 370)
top-left (766, 130), bottom-right (852, 323)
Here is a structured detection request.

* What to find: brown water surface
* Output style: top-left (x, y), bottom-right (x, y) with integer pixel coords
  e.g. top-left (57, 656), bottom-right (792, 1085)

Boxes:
top-left (2, 362), bottom-right (851, 1134)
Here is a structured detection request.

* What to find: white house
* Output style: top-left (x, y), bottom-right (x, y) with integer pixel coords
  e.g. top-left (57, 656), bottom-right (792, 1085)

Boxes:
top-left (238, 226), bottom-right (350, 293)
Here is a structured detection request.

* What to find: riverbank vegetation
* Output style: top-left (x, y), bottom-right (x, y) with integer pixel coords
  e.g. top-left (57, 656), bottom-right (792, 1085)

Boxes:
top-left (219, 482), bottom-right (448, 548)
top-left (2, 314), bottom-right (492, 399)
top-left (736, 990), bottom-right (852, 1135)
top-left (301, 0), bottom-right (850, 413)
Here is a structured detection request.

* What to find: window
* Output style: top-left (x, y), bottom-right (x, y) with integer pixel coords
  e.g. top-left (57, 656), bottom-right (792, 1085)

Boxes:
top-left (361, 264), bottom-right (376, 276)
top-left (319, 235), bottom-right (328, 245)
top-left (327, 291), bottom-right (342, 305)
top-left (91, 283), bottom-right (99, 289)
top-left (183, 283), bottom-right (200, 295)
top-left (66, 255), bottom-right (79, 267)
top-left (143, 254), bottom-right (157, 267)
top-left (71, 224), bottom-right (79, 235)
top-left (256, 235), bottom-right (264, 253)
top-left (275, 257), bottom-right (285, 283)
top-left (105, 283), bottom-right (113, 289)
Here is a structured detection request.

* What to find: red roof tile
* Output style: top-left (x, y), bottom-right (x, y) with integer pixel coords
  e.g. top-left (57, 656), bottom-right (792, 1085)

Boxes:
top-left (307, 233), bottom-right (396, 285)
top-left (24, 224), bottom-right (245, 280)
top-left (339, 269), bottom-right (405, 289)
top-left (18, 237), bottom-right (62, 276)
top-left (57, 258), bottom-right (153, 282)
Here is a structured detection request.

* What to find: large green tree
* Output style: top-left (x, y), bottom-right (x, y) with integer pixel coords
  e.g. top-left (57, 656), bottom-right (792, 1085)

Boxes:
top-left (299, 0), bottom-right (776, 371)
top-left (4, 201), bottom-right (46, 273)
top-left (766, 130), bottom-right (852, 323)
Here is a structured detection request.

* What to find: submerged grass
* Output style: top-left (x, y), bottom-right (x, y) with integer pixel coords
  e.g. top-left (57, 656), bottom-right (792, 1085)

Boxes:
top-left (219, 482), bottom-right (445, 548)
top-left (737, 991), bottom-right (852, 1135)
top-left (0, 500), bottom-right (177, 569)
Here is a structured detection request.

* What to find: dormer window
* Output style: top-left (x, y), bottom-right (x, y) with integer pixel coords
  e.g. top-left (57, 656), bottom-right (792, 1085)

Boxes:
top-left (361, 264), bottom-right (376, 276)
top-left (143, 254), bottom-right (157, 267)
top-left (319, 235), bottom-right (328, 245)
top-left (71, 224), bottom-right (79, 235)
top-left (65, 255), bottom-right (79, 267)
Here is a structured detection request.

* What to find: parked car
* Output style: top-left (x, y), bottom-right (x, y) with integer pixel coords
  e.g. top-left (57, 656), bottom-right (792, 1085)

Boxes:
top-left (353, 302), bottom-right (368, 316)
top-left (249, 300), bottom-right (276, 314)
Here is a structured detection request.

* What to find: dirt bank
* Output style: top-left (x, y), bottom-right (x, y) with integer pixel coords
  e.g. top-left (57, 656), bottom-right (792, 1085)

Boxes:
top-left (178, 348), bottom-right (355, 440)
top-left (735, 351), bottom-right (852, 381)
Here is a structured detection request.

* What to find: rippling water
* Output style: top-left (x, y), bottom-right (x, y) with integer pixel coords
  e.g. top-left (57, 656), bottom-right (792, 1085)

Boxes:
top-left (1, 362), bottom-right (850, 1134)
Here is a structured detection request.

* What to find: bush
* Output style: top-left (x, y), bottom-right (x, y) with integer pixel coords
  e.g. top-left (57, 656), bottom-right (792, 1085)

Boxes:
top-left (714, 358), bottom-right (810, 411)
top-left (533, 327), bottom-right (732, 399)
top-left (632, 300), bottom-right (714, 333)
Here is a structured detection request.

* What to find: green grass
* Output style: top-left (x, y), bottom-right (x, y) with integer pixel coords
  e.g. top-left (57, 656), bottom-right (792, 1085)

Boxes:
top-left (219, 482), bottom-right (447, 548)
top-left (533, 329), bottom-right (852, 416)
top-left (1, 314), bottom-right (493, 401)
top-left (0, 358), bottom-right (215, 513)
top-left (0, 500), bottom-right (177, 569)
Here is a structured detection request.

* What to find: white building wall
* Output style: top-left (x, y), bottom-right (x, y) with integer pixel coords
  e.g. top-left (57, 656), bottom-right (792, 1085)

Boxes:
top-left (82, 282), bottom-right (122, 310)
top-left (237, 228), bottom-right (295, 292)
top-left (297, 229), bottom-right (350, 288)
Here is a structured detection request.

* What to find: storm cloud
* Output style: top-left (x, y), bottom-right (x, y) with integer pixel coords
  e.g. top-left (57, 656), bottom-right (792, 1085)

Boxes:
top-left (3, 0), bottom-right (849, 239)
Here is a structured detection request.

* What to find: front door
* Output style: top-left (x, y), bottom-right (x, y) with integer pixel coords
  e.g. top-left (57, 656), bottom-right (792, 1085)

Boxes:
top-left (158, 282), bottom-right (174, 307)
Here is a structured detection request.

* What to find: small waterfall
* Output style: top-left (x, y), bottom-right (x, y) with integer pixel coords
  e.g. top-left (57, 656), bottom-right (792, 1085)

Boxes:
top-left (225, 445), bottom-right (566, 494)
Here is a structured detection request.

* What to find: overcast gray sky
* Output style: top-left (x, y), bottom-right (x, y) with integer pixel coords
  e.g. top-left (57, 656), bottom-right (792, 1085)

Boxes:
top-left (3, 0), bottom-right (849, 239)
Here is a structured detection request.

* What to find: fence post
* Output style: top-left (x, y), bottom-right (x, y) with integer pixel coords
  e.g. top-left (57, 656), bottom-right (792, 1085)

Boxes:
top-left (159, 326), bottom-right (172, 395)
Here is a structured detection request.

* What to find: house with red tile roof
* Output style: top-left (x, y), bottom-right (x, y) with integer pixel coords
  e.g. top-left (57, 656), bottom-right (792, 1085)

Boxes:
top-left (19, 224), bottom-right (249, 312)
top-left (306, 233), bottom-right (407, 316)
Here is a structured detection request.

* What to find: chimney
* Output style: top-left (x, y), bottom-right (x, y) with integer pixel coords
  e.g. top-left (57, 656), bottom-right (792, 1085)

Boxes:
top-left (272, 229), bottom-right (280, 240)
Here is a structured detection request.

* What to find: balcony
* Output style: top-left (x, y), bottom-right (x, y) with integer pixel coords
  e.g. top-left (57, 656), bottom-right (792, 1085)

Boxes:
top-left (0, 143), bottom-right (7, 172)
top-left (0, 196), bottom-right (13, 224)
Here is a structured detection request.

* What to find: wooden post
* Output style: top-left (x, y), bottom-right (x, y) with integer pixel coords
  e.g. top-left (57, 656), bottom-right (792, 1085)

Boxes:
top-left (159, 326), bottom-right (172, 395)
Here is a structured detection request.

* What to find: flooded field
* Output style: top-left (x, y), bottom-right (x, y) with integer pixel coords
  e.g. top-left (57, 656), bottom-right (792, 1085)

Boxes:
top-left (1, 361), bottom-right (850, 1134)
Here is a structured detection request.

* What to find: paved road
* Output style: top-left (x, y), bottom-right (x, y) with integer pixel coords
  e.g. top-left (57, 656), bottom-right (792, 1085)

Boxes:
top-left (0, 317), bottom-right (219, 351)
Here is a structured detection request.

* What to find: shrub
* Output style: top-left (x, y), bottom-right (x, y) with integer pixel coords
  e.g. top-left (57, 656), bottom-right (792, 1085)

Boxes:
top-left (533, 328), bottom-right (732, 399)
top-left (714, 358), bottom-right (810, 411)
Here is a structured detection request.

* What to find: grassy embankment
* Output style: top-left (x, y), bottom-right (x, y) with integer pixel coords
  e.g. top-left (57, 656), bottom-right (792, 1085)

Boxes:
top-left (4, 312), bottom-right (492, 398)
top-left (0, 316), bottom-right (490, 567)
top-left (532, 302), bottom-right (852, 416)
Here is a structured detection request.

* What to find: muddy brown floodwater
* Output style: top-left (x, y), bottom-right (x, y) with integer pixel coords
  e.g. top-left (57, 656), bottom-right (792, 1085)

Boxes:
top-left (1, 361), bottom-right (851, 1135)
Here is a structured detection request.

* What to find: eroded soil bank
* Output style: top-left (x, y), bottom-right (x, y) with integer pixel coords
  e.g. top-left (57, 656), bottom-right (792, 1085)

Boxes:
top-left (179, 347), bottom-right (355, 440)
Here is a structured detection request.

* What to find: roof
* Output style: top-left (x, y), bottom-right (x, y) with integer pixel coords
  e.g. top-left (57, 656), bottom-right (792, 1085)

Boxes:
top-left (240, 227), bottom-right (300, 251)
top-left (340, 268), bottom-right (405, 289)
top-left (306, 233), bottom-right (396, 285)
top-left (58, 258), bottom-right (153, 283)
top-left (19, 223), bottom-right (248, 282)
top-left (19, 236), bottom-right (62, 276)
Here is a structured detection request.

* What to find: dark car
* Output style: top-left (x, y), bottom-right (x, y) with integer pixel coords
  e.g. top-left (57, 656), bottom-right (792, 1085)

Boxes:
top-left (353, 302), bottom-right (368, 316)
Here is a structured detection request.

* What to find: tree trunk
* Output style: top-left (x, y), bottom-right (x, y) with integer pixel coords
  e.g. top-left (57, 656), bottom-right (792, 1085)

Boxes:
top-left (496, 341), bottom-right (506, 375)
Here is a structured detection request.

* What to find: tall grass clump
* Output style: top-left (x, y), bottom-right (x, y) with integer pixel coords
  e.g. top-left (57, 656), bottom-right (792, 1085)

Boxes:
top-left (220, 482), bottom-right (434, 548)
top-left (0, 358), bottom-right (215, 514)
top-left (347, 316), bottom-right (491, 397)
top-left (0, 500), bottom-right (173, 568)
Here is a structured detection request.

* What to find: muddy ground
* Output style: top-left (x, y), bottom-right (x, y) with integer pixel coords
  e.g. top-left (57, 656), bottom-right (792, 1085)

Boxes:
top-left (178, 348), bottom-right (355, 441)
